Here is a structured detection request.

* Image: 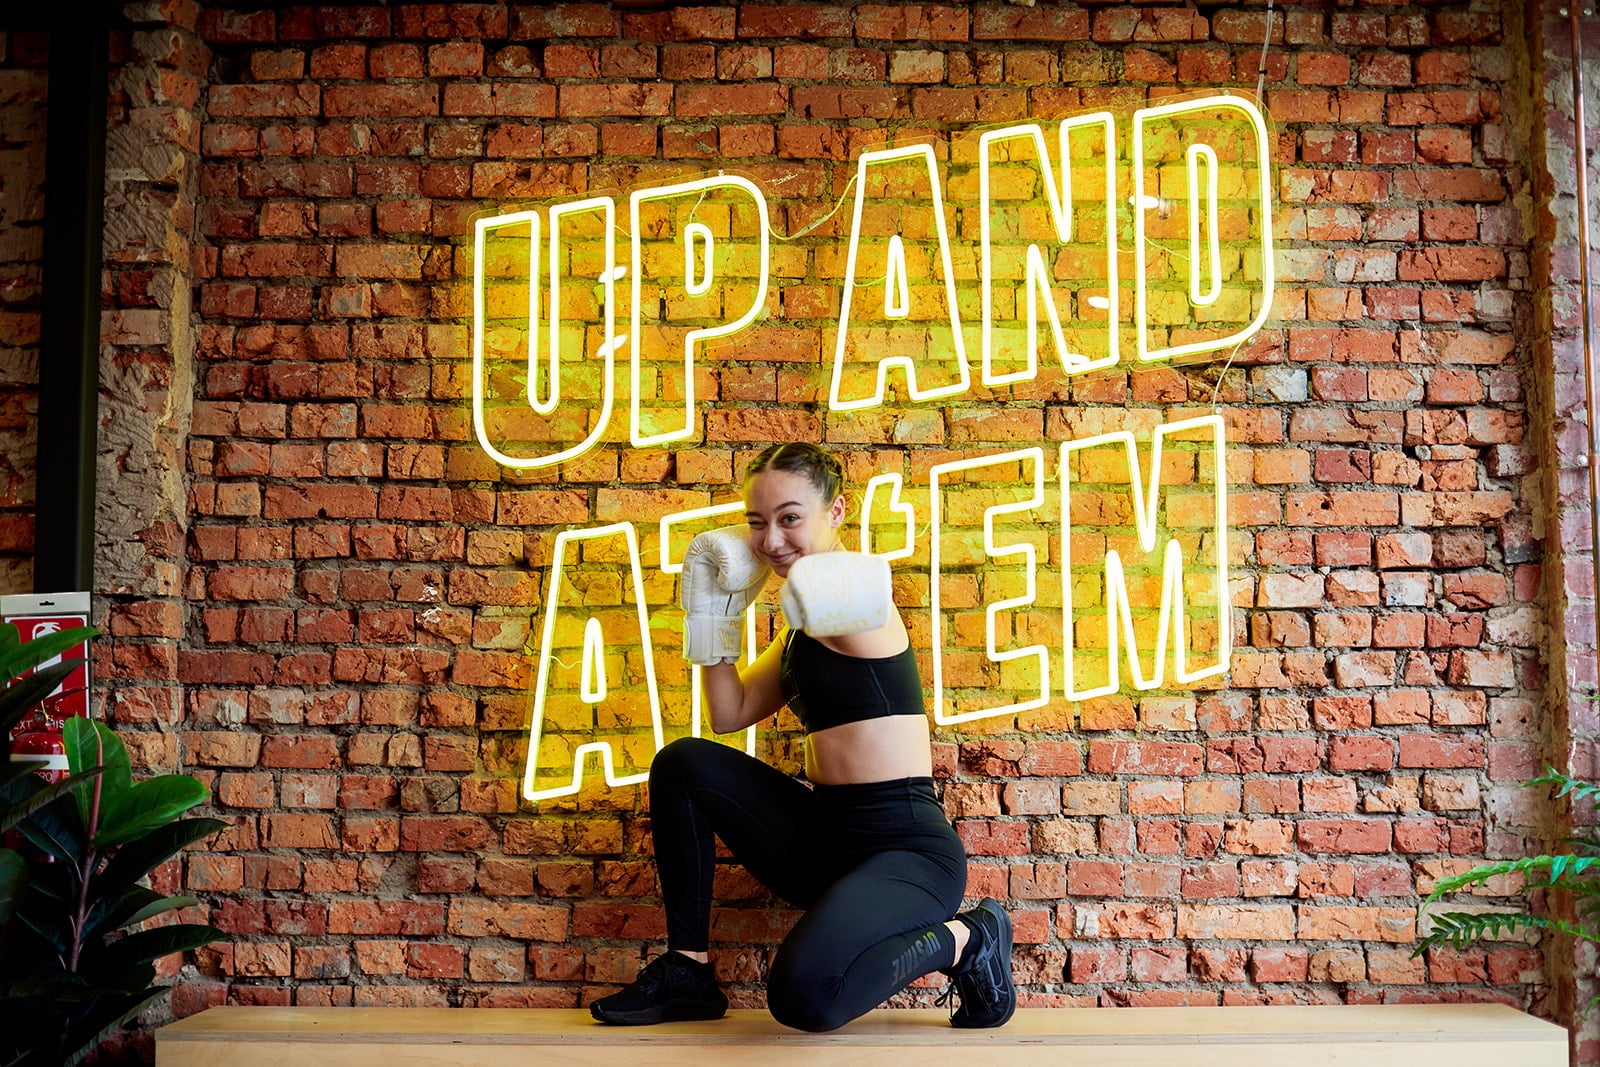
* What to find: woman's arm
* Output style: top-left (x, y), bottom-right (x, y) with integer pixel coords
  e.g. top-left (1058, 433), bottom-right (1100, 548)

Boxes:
top-left (701, 635), bottom-right (786, 734)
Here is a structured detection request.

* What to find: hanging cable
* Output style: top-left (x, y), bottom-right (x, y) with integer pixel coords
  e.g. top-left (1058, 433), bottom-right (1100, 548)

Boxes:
top-left (1255, 0), bottom-right (1275, 105)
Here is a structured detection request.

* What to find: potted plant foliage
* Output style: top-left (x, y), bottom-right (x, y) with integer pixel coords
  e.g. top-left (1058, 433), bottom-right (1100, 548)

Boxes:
top-left (1414, 766), bottom-right (1600, 1011)
top-left (0, 623), bottom-right (224, 1066)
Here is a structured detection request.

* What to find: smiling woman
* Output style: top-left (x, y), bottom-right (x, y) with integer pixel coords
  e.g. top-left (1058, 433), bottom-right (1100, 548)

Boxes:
top-left (587, 442), bottom-right (1016, 1034)
top-left (742, 443), bottom-right (846, 578)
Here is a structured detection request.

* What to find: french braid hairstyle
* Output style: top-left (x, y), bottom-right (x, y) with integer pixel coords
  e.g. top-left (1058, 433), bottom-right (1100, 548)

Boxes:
top-left (742, 442), bottom-right (844, 505)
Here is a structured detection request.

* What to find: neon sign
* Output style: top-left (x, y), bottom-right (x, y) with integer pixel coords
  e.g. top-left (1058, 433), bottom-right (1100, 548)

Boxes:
top-left (481, 94), bottom-right (1272, 801)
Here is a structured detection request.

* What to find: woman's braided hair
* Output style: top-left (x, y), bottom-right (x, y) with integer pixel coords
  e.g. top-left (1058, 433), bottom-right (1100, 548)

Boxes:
top-left (743, 442), bottom-right (844, 504)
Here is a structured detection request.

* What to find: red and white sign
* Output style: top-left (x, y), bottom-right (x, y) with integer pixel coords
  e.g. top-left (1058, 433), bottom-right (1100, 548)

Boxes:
top-left (2, 593), bottom-right (91, 724)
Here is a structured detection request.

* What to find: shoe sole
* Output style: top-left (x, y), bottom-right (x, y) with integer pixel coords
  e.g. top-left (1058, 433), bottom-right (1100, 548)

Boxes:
top-left (590, 1002), bottom-right (728, 1026)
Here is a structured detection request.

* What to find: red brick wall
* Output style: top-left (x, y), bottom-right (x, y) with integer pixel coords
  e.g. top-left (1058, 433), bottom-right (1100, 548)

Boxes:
top-left (0, 31), bottom-right (47, 595)
top-left (76, 0), bottom-right (1577, 1050)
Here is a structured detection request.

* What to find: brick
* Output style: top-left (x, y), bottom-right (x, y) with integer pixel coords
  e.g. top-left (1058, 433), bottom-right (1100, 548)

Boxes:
top-left (323, 84), bottom-right (438, 118)
top-left (977, 6), bottom-right (1089, 41)
top-left (675, 84), bottom-right (785, 117)
top-left (1087, 742), bottom-right (1204, 777)
top-left (855, 6), bottom-right (969, 42)
top-left (208, 83), bottom-right (319, 118)
top-left (1310, 948), bottom-right (1366, 984)
top-left (1298, 906), bottom-right (1414, 942)
top-left (1178, 905), bottom-right (1294, 940)
top-left (1297, 819), bottom-right (1393, 854)
top-left (737, 5), bottom-right (851, 39)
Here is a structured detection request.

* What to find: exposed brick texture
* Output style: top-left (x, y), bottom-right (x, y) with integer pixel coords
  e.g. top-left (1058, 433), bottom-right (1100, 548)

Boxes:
top-left (0, 37), bottom-right (47, 594)
top-left (21, 0), bottom-right (1600, 1056)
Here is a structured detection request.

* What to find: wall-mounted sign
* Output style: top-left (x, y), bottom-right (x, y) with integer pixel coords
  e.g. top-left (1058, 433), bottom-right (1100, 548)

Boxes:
top-left (471, 93), bottom-right (1273, 801)
top-left (2, 591), bottom-right (92, 733)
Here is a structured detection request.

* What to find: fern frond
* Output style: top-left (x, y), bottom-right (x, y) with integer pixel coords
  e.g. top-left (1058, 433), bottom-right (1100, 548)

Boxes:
top-left (1426, 855), bottom-right (1600, 900)
top-left (1524, 873), bottom-right (1600, 894)
top-left (1414, 910), bottom-right (1600, 956)
top-left (1562, 832), bottom-right (1600, 855)
top-left (1527, 767), bottom-right (1600, 811)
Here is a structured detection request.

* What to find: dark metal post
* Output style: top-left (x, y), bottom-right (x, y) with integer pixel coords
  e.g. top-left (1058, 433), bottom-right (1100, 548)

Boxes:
top-left (35, 5), bottom-right (109, 593)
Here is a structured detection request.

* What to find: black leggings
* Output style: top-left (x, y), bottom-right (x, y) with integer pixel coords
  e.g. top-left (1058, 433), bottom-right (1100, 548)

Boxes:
top-left (648, 737), bottom-right (969, 1032)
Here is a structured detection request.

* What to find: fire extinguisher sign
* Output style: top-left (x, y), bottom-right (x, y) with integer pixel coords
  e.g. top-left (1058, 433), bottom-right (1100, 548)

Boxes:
top-left (1, 591), bottom-right (91, 726)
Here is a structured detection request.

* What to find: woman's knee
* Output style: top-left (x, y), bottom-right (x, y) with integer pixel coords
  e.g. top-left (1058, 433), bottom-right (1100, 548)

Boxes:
top-left (766, 973), bottom-right (850, 1034)
top-left (649, 736), bottom-right (718, 790)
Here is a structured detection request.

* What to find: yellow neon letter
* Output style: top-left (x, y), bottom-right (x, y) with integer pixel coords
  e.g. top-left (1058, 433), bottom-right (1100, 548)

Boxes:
top-left (1060, 415), bottom-right (1229, 699)
top-left (829, 144), bottom-right (969, 412)
top-left (473, 198), bottom-right (623, 470)
top-left (929, 448), bottom-right (1050, 725)
top-left (1132, 94), bottom-right (1274, 363)
top-left (659, 503), bottom-right (759, 755)
top-left (978, 115), bottom-right (1118, 385)
top-left (1187, 143), bottom-right (1222, 306)
top-left (631, 176), bottom-right (771, 447)
top-left (523, 522), bottom-right (662, 801)
top-left (859, 473), bottom-right (917, 562)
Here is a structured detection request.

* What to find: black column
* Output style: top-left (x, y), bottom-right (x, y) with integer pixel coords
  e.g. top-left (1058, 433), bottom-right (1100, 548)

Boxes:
top-left (35, 6), bottom-right (109, 593)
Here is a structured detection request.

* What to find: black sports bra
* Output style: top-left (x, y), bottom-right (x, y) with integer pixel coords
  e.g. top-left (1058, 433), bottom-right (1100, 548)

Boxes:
top-left (778, 629), bottom-right (925, 734)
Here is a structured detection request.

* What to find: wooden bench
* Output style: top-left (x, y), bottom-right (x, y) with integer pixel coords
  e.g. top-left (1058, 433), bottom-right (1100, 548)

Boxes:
top-left (155, 1004), bottom-right (1566, 1067)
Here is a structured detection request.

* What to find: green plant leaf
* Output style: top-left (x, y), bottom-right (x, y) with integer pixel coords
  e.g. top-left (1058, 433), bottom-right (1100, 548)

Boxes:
top-left (0, 847), bottom-right (25, 925)
top-left (0, 760), bottom-right (47, 809)
top-left (0, 624), bottom-right (96, 686)
top-left (1423, 855), bottom-right (1600, 900)
top-left (119, 894), bottom-right (201, 931)
top-left (59, 988), bottom-right (167, 1067)
top-left (0, 755), bottom-right (41, 791)
top-left (13, 793), bottom-right (87, 867)
top-left (93, 817), bottom-right (225, 900)
top-left (84, 886), bottom-right (200, 942)
top-left (1528, 766), bottom-right (1600, 811)
top-left (82, 884), bottom-right (165, 940)
top-left (1516, 870), bottom-right (1600, 895)
top-left (71, 952), bottom-right (158, 998)
top-left (16, 900), bottom-right (75, 957)
top-left (0, 705), bottom-right (227, 1067)
top-left (14, 859), bottom-right (71, 924)
top-left (0, 768), bottom-right (103, 833)
top-left (94, 775), bottom-right (210, 847)
top-left (63, 718), bottom-right (132, 829)
top-left (0, 659), bottom-right (82, 738)
top-left (96, 923), bottom-right (223, 971)
top-left (1413, 909), bottom-right (1600, 956)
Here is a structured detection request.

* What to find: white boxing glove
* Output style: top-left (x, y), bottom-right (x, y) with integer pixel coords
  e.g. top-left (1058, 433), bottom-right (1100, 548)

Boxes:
top-left (680, 526), bottom-right (771, 665)
top-left (779, 552), bottom-right (894, 637)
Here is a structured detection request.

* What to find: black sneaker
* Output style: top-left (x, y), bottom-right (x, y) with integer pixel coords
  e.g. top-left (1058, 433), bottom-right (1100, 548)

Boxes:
top-left (939, 899), bottom-right (1016, 1029)
top-left (589, 951), bottom-right (728, 1025)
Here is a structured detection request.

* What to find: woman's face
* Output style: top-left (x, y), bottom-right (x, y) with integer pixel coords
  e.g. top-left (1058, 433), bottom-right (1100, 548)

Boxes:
top-left (744, 469), bottom-right (845, 577)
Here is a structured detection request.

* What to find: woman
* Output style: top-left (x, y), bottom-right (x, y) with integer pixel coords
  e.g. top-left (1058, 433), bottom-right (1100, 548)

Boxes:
top-left (589, 442), bottom-right (1015, 1032)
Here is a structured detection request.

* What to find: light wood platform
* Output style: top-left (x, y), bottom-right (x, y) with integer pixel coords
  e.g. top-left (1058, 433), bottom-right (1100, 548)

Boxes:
top-left (156, 1003), bottom-right (1566, 1066)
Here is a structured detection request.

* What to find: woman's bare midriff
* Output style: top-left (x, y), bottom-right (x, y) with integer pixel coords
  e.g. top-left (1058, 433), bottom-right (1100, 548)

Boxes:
top-left (804, 714), bottom-right (934, 785)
